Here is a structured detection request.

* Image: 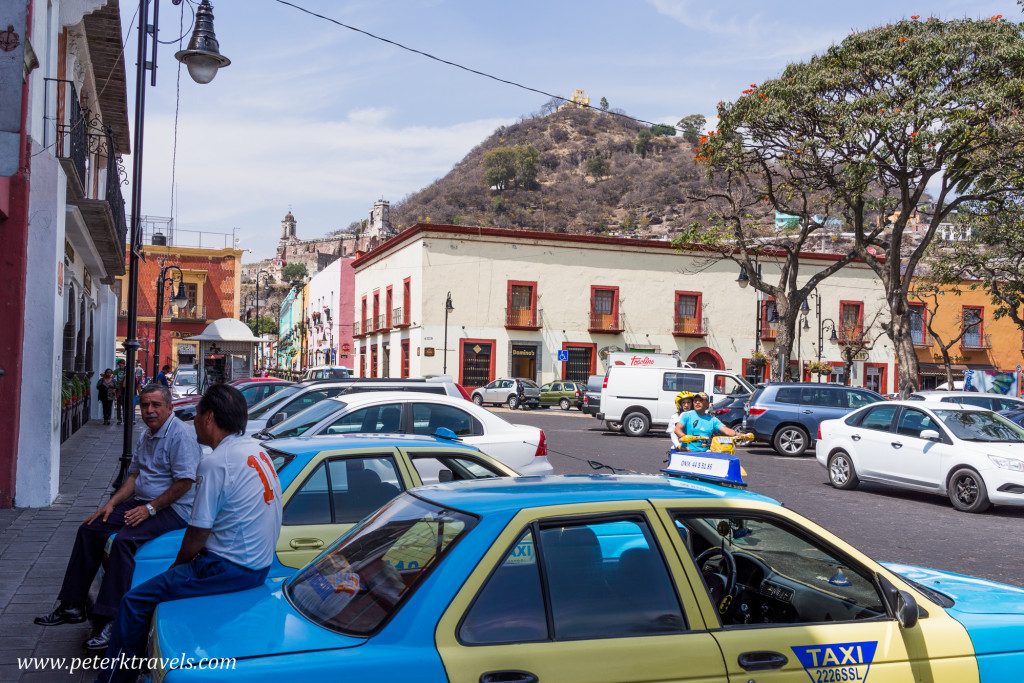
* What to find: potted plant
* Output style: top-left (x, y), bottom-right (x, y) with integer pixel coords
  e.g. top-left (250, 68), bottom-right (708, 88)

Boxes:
top-left (806, 360), bottom-right (834, 377)
top-left (748, 350), bottom-right (770, 368)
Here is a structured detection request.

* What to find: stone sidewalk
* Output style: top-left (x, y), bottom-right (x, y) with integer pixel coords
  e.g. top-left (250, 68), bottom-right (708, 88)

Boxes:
top-left (0, 420), bottom-right (140, 682)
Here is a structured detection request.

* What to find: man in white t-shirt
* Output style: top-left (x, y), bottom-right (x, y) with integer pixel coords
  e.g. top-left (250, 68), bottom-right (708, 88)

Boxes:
top-left (97, 384), bottom-right (282, 683)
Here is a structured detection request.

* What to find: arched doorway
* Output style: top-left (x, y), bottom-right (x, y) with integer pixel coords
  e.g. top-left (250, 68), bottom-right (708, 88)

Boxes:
top-left (687, 347), bottom-right (724, 370)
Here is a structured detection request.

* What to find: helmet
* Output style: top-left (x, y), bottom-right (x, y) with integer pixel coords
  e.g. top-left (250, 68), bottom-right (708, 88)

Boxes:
top-left (675, 391), bottom-right (695, 411)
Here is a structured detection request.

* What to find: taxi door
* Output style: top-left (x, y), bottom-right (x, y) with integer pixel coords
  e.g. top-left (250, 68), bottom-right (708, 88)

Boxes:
top-left (654, 500), bottom-right (978, 683)
top-left (435, 501), bottom-right (730, 683)
top-left (276, 448), bottom-right (415, 568)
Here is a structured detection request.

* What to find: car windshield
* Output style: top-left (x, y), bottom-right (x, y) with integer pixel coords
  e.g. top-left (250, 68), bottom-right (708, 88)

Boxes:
top-left (286, 493), bottom-right (476, 636)
top-left (735, 376), bottom-right (755, 393)
top-left (174, 373), bottom-right (197, 386)
top-left (264, 399), bottom-right (346, 439)
top-left (248, 386), bottom-right (301, 419)
top-left (933, 409), bottom-right (1024, 442)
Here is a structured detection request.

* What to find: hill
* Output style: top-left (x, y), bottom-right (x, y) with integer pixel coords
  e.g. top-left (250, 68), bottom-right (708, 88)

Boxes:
top-left (389, 106), bottom-right (723, 237)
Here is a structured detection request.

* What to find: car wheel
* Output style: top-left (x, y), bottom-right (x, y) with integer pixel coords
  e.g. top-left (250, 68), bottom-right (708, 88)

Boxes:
top-left (507, 395), bottom-right (519, 410)
top-left (773, 426), bottom-right (809, 457)
top-left (559, 398), bottom-right (571, 411)
top-left (622, 412), bottom-right (650, 437)
top-left (949, 468), bottom-right (992, 513)
top-left (827, 451), bottom-right (859, 490)
top-left (606, 420), bottom-right (623, 432)
top-left (472, 394), bottom-right (483, 406)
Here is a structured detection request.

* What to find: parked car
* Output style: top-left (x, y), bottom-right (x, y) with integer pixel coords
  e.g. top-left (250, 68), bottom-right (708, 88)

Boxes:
top-left (909, 390), bottom-right (1024, 412)
top-left (582, 374), bottom-right (603, 416)
top-left (246, 377), bottom-right (464, 434)
top-left (745, 382), bottom-right (883, 456)
top-left (709, 392), bottom-right (751, 429)
top-left (169, 368), bottom-right (198, 400)
top-left (148, 475), bottom-right (1024, 682)
top-left (127, 434), bottom-right (520, 586)
top-left (470, 378), bottom-right (541, 409)
top-left (817, 400), bottom-right (1024, 512)
top-left (172, 377), bottom-right (293, 421)
top-left (539, 380), bottom-right (586, 410)
top-left (1000, 408), bottom-right (1024, 428)
top-left (600, 364), bottom-right (753, 436)
top-left (255, 391), bottom-right (552, 476)
top-left (301, 365), bottom-right (352, 381)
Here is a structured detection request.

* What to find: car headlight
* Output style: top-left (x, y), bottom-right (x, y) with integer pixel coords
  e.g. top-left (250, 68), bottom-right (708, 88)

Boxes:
top-left (988, 455), bottom-right (1024, 472)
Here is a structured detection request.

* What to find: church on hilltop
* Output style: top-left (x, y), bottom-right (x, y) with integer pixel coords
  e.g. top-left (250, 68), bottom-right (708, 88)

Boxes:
top-left (242, 200), bottom-right (395, 283)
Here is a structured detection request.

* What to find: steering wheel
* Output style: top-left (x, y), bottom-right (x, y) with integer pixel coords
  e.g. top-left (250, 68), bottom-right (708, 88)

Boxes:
top-left (695, 546), bottom-right (738, 614)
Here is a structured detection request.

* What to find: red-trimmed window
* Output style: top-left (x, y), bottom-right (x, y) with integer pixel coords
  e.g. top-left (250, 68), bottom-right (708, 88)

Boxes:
top-left (909, 303), bottom-right (928, 346)
top-left (359, 346), bottom-right (366, 377)
top-left (397, 277), bottom-right (410, 327)
top-left (839, 301), bottom-right (864, 344)
top-left (674, 291), bottom-right (704, 336)
top-left (359, 296), bottom-right (368, 337)
top-left (506, 281), bottom-right (539, 329)
top-left (962, 306), bottom-right (984, 348)
top-left (759, 297), bottom-right (777, 341)
top-left (385, 286), bottom-right (393, 329)
top-left (561, 342), bottom-right (597, 381)
top-left (589, 286), bottom-right (621, 332)
top-left (370, 344), bottom-right (378, 378)
top-left (459, 338), bottom-right (496, 388)
top-left (372, 291), bottom-right (380, 332)
top-left (400, 340), bottom-right (410, 378)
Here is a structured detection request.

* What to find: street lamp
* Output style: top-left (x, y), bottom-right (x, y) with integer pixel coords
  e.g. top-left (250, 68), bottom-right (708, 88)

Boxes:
top-left (151, 263), bottom-right (188, 377)
top-left (117, 0), bottom-right (229, 489)
top-left (738, 262), bottom-right (766, 381)
top-left (252, 269), bottom-right (272, 371)
top-left (443, 292), bottom-right (454, 374)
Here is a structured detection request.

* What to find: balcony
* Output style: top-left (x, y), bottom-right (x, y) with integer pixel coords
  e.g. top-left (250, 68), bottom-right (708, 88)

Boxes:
top-left (393, 307), bottom-right (409, 328)
top-left (837, 324), bottom-right (864, 346)
top-left (506, 307), bottom-right (541, 330)
top-left (353, 320), bottom-right (363, 338)
top-left (364, 318), bottom-right (374, 334)
top-left (376, 313), bottom-right (387, 332)
top-left (673, 316), bottom-right (706, 337)
top-left (960, 333), bottom-right (992, 350)
top-left (170, 305), bottom-right (208, 321)
top-left (589, 312), bottom-right (623, 333)
top-left (911, 329), bottom-right (930, 348)
top-left (50, 80), bottom-right (87, 200)
top-left (75, 130), bottom-right (127, 277)
top-left (760, 326), bottom-right (778, 341)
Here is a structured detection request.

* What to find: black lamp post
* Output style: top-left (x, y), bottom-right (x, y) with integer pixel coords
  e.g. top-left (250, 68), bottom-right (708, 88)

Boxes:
top-left (151, 263), bottom-right (189, 377)
top-left (443, 292), bottom-right (454, 374)
top-left (116, 0), bottom-right (229, 489)
top-left (252, 269), bottom-right (271, 371)
top-left (738, 262), bottom-right (769, 382)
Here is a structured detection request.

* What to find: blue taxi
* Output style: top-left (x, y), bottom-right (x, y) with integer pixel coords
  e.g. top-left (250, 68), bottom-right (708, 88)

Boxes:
top-left (147, 476), bottom-right (1024, 682)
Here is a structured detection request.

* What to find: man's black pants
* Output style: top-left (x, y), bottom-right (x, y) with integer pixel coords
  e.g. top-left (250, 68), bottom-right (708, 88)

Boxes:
top-left (56, 497), bottom-right (186, 618)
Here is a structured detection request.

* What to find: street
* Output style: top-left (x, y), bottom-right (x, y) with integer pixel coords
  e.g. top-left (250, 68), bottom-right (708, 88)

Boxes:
top-left (497, 406), bottom-right (1024, 588)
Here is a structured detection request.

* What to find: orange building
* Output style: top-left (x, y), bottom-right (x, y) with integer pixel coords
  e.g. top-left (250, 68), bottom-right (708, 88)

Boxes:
top-left (115, 243), bottom-right (244, 373)
top-left (908, 280), bottom-right (1022, 390)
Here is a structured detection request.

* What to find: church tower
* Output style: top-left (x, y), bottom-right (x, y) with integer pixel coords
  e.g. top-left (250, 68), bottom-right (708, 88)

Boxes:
top-left (281, 211), bottom-right (297, 240)
top-left (362, 199), bottom-right (394, 251)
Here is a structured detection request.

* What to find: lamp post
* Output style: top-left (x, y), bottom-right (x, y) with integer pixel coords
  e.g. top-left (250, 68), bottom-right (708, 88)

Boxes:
top-left (151, 263), bottom-right (189, 377)
top-left (737, 263), bottom-right (773, 382)
top-left (116, 0), bottom-right (229, 489)
top-left (443, 292), bottom-right (454, 374)
top-left (251, 269), bottom-right (271, 371)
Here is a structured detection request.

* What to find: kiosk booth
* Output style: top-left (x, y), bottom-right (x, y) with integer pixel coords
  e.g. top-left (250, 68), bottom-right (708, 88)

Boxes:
top-left (184, 318), bottom-right (270, 393)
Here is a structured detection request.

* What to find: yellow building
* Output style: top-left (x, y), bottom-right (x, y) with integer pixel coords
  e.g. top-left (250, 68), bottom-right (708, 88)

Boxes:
top-left (909, 280), bottom-right (1022, 389)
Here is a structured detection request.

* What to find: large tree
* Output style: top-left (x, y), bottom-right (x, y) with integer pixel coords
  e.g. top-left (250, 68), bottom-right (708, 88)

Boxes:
top-left (699, 17), bottom-right (1024, 395)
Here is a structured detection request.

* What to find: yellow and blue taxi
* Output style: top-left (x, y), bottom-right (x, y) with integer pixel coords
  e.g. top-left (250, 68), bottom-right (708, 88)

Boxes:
top-left (128, 432), bottom-right (518, 586)
top-left (147, 475), bottom-right (1024, 682)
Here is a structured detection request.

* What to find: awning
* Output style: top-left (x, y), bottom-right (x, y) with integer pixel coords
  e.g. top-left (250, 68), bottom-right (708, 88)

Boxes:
top-left (917, 362), bottom-right (996, 376)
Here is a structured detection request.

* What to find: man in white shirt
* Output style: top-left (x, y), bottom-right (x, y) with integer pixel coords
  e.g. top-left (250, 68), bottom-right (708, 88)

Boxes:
top-left (97, 384), bottom-right (282, 683)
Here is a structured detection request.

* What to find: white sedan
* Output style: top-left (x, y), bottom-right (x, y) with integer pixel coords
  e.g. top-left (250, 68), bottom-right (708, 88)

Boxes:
top-left (251, 390), bottom-right (553, 476)
top-left (817, 399), bottom-right (1024, 513)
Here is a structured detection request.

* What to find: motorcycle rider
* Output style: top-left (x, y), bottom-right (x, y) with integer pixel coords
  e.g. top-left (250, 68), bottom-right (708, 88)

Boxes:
top-left (669, 391), bottom-right (695, 450)
top-left (675, 392), bottom-right (740, 453)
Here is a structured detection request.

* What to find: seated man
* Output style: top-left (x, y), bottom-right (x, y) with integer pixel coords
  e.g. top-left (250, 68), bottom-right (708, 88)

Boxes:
top-left (674, 392), bottom-right (739, 452)
top-left (97, 384), bottom-right (283, 683)
top-left (35, 384), bottom-right (201, 652)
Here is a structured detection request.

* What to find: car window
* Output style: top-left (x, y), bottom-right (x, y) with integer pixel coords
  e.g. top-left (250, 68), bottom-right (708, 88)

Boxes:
top-left (896, 408), bottom-right (940, 439)
top-left (248, 385), bottom-right (301, 419)
top-left (282, 461), bottom-right (331, 525)
top-left (845, 390), bottom-right (878, 409)
top-left (998, 397), bottom-right (1024, 411)
top-left (541, 383), bottom-right (552, 392)
top-left (409, 403), bottom-right (477, 437)
top-left (714, 375), bottom-right (745, 395)
top-left (860, 404), bottom-right (898, 431)
top-left (800, 387), bottom-right (844, 407)
top-left (933, 409), bottom-right (1024, 442)
top-left (942, 395), bottom-right (993, 410)
top-left (327, 457), bottom-right (403, 523)
top-left (410, 453), bottom-right (507, 484)
top-left (241, 384), bottom-right (269, 405)
top-left (460, 516), bottom-right (686, 644)
top-left (675, 513), bottom-right (886, 627)
top-left (663, 372), bottom-right (704, 393)
top-left (775, 387), bottom-right (801, 404)
top-left (324, 404), bottom-right (404, 435)
top-left (267, 400), bottom-right (349, 439)
top-left (277, 388), bottom-right (345, 421)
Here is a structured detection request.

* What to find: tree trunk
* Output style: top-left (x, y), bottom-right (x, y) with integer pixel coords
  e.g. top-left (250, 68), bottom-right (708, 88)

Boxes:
top-left (771, 315), bottom-right (796, 382)
top-left (891, 310), bottom-right (920, 397)
top-left (940, 348), bottom-right (954, 391)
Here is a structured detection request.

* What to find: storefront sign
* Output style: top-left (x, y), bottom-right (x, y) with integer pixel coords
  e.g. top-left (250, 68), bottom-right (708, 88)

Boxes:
top-left (424, 347), bottom-right (434, 357)
top-left (512, 346), bottom-right (537, 358)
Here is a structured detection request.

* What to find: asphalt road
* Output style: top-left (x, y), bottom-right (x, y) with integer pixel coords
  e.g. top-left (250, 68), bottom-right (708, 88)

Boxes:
top-left (493, 405), bottom-right (1024, 588)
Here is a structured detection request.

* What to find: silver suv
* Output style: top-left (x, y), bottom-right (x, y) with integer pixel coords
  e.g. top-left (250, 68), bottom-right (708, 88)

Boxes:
top-left (471, 378), bottom-right (541, 409)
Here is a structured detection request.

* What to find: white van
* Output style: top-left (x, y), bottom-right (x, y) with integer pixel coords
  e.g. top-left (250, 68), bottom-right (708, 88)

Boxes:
top-left (597, 365), bottom-right (753, 436)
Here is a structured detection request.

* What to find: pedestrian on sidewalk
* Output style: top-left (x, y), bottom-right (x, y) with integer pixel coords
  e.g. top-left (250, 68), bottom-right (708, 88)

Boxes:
top-left (96, 369), bottom-right (116, 425)
top-left (156, 364), bottom-right (171, 387)
top-left (34, 383), bottom-right (202, 653)
top-left (97, 384), bottom-right (283, 683)
top-left (113, 359), bottom-right (126, 425)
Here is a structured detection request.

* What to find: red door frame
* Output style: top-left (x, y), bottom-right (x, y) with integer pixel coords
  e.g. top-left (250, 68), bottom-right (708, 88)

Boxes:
top-left (561, 342), bottom-right (597, 379)
top-left (458, 338), bottom-right (497, 390)
top-left (864, 362), bottom-right (888, 394)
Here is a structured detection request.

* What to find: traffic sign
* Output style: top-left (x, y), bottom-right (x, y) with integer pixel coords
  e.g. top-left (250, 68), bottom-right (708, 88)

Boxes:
top-left (557, 350), bottom-right (569, 362)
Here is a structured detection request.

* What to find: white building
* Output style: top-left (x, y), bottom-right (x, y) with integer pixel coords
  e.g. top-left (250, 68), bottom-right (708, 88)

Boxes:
top-left (352, 224), bottom-right (896, 393)
top-left (303, 257), bottom-right (356, 368)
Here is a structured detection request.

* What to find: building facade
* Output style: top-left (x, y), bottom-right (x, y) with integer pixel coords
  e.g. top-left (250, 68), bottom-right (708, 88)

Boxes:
top-left (277, 287), bottom-right (300, 371)
top-left (303, 257), bottom-right (356, 368)
top-left (1, 0), bottom-right (130, 507)
top-left (352, 224), bottom-right (896, 392)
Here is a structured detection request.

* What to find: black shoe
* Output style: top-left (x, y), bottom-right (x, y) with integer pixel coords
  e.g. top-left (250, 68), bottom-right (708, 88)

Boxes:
top-left (83, 620), bottom-right (113, 651)
top-left (35, 602), bottom-right (88, 626)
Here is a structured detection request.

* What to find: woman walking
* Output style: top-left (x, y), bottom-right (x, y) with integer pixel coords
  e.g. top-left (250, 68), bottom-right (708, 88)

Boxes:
top-left (96, 369), bottom-right (116, 425)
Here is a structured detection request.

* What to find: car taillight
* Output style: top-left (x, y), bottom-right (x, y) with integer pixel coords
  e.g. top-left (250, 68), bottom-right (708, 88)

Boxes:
top-left (817, 426), bottom-right (822, 440)
top-left (455, 383), bottom-right (472, 401)
top-left (535, 430), bottom-right (547, 458)
top-left (712, 408), bottom-right (729, 415)
top-left (748, 407), bottom-right (767, 417)
top-left (575, 390), bottom-right (582, 397)
top-left (602, 377), bottom-right (608, 389)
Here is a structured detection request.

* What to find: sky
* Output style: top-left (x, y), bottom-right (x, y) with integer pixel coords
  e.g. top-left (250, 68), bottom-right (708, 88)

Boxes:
top-left (118, 0), bottom-right (1016, 261)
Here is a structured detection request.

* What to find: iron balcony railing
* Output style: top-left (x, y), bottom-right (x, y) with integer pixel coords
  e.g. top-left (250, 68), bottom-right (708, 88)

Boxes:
top-left (104, 128), bottom-right (128, 265)
top-left (506, 307), bottom-right (541, 328)
top-left (911, 328), bottom-right (930, 347)
top-left (364, 318), bottom-right (373, 334)
top-left (392, 307), bottom-right (409, 327)
top-left (588, 312), bottom-right (622, 332)
top-left (837, 324), bottom-right (864, 345)
top-left (961, 333), bottom-right (992, 350)
top-left (54, 80), bottom-right (87, 192)
top-left (673, 316), bottom-right (706, 336)
top-left (376, 314), bottom-right (387, 331)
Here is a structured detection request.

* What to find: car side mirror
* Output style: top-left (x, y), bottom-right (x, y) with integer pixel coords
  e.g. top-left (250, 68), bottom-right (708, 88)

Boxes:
top-left (438, 469), bottom-right (454, 483)
top-left (267, 412), bottom-right (285, 427)
top-left (919, 429), bottom-right (940, 442)
top-left (896, 590), bottom-right (919, 629)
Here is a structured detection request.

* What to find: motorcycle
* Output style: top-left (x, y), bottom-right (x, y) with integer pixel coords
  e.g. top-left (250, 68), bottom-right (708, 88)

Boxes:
top-left (663, 433), bottom-right (754, 488)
